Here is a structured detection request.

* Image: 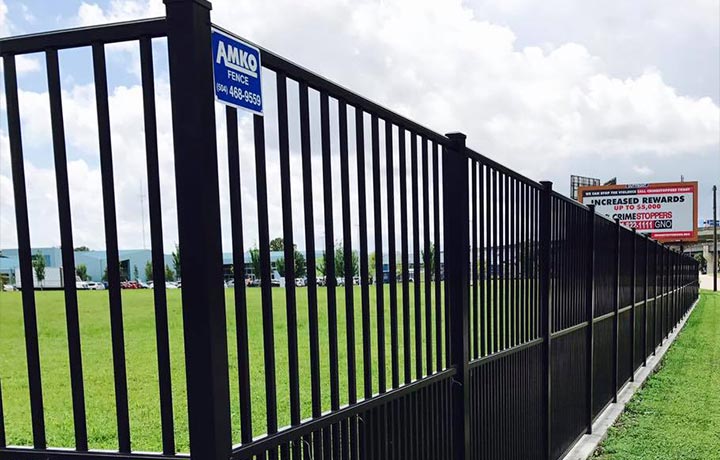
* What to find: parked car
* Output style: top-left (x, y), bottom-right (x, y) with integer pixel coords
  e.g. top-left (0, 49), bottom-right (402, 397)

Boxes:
top-left (295, 277), bottom-right (307, 287)
top-left (250, 278), bottom-right (262, 287)
top-left (336, 277), bottom-right (345, 286)
top-left (316, 276), bottom-right (326, 287)
top-left (271, 279), bottom-right (280, 287)
top-left (76, 280), bottom-right (89, 290)
top-left (86, 281), bottom-right (105, 290)
top-left (3, 284), bottom-right (16, 292)
top-left (120, 280), bottom-right (141, 289)
top-left (147, 281), bottom-right (154, 289)
top-left (166, 282), bottom-right (179, 289)
top-left (226, 279), bottom-right (235, 288)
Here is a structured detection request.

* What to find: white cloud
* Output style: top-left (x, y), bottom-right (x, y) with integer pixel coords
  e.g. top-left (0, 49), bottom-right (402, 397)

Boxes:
top-left (76, 0), bottom-right (164, 25)
top-left (0, 0), bottom-right (11, 36)
top-left (633, 165), bottom-right (654, 176)
top-left (14, 56), bottom-right (40, 73)
top-left (20, 4), bottom-right (35, 24)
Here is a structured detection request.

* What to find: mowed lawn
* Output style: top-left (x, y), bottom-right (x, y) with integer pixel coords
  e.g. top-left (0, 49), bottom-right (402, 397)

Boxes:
top-left (0, 284), bottom-right (444, 452)
top-left (594, 290), bottom-right (720, 459)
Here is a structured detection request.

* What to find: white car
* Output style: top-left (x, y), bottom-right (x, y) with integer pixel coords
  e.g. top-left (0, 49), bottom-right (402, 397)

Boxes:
top-left (76, 281), bottom-right (89, 290)
top-left (295, 277), bottom-right (307, 287)
top-left (86, 281), bottom-right (105, 290)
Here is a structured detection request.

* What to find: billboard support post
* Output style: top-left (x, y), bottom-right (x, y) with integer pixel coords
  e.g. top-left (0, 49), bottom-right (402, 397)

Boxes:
top-left (714, 185), bottom-right (717, 292)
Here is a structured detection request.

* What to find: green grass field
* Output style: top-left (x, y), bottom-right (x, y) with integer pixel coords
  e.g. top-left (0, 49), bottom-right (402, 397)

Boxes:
top-left (594, 290), bottom-right (720, 459)
top-left (0, 284), bottom-right (445, 452)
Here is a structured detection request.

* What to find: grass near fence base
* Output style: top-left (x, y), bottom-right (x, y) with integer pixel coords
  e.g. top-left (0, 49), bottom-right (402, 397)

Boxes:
top-left (0, 284), bottom-right (446, 453)
top-left (593, 290), bottom-right (720, 459)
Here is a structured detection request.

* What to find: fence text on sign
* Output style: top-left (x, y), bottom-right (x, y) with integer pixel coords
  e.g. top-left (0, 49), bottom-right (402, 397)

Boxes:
top-left (0, 1), bottom-right (700, 459)
top-left (212, 28), bottom-right (263, 115)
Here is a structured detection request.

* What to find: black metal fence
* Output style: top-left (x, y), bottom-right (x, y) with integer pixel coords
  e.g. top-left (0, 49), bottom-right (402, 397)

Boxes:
top-left (0, 1), bottom-right (699, 459)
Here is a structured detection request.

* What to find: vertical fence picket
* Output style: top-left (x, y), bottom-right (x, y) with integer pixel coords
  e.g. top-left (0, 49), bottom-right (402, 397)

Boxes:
top-left (630, 229), bottom-right (637, 382)
top-left (226, 106), bottom-right (253, 446)
top-left (371, 114), bottom-right (386, 394)
top-left (433, 142), bottom-right (443, 370)
top-left (411, 134), bottom-right (423, 380)
top-left (386, 122), bottom-right (400, 389)
top-left (141, 37), bottom-right (176, 455)
top-left (643, 235), bottom-right (649, 368)
top-left (585, 206), bottom-right (595, 434)
top-left (3, 54), bottom-right (49, 451)
top-left (613, 219), bottom-right (620, 402)
top-left (355, 107), bottom-right (373, 401)
top-left (92, 42), bottom-right (132, 453)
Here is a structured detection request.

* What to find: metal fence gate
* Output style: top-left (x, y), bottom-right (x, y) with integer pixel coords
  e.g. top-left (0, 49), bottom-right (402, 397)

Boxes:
top-left (0, 1), bottom-right (700, 459)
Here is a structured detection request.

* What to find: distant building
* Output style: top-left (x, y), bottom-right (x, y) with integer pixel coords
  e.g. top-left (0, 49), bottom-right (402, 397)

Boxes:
top-left (1, 247), bottom-right (315, 283)
top-left (0, 253), bottom-right (20, 285)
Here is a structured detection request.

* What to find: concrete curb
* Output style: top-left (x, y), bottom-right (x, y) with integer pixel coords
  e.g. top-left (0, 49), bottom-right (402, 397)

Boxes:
top-left (561, 297), bottom-right (700, 460)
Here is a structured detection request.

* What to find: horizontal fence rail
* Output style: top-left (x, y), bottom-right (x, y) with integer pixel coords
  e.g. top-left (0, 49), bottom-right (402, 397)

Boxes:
top-left (0, 1), bottom-right (700, 460)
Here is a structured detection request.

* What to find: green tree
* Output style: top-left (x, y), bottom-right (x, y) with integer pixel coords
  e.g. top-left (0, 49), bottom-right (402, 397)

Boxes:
top-left (74, 246), bottom-right (90, 252)
top-left (269, 237), bottom-right (284, 251)
top-left (76, 264), bottom-right (89, 281)
top-left (102, 267), bottom-right (108, 282)
top-left (317, 252), bottom-right (326, 276)
top-left (145, 260), bottom-right (153, 281)
top-left (420, 243), bottom-right (442, 280)
top-left (249, 248), bottom-right (261, 278)
top-left (334, 244), bottom-right (359, 277)
top-left (32, 251), bottom-right (46, 290)
top-left (276, 249), bottom-right (308, 278)
top-left (172, 244), bottom-right (181, 280)
top-left (295, 251), bottom-right (307, 278)
top-left (133, 265), bottom-right (139, 281)
top-left (276, 257), bottom-right (285, 277)
top-left (165, 264), bottom-right (175, 282)
top-left (119, 262), bottom-right (129, 282)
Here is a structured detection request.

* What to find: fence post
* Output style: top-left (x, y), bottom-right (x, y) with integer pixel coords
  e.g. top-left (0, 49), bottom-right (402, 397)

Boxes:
top-left (667, 247), bottom-right (671, 336)
top-left (539, 181), bottom-right (553, 460)
top-left (653, 241), bottom-right (658, 356)
top-left (643, 235), bottom-right (649, 367)
top-left (443, 132), bottom-right (470, 460)
top-left (585, 205), bottom-right (595, 434)
top-left (630, 228), bottom-right (636, 382)
top-left (163, 1), bottom-right (232, 459)
top-left (613, 218), bottom-right (620, 403)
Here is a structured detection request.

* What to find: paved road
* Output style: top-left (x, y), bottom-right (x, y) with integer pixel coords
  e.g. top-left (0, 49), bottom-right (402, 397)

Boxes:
top-left (700, 273), bottom-right (718, 290)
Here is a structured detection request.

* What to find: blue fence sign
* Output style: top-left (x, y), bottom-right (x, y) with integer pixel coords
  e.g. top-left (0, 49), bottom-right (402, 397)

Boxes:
top-left (211, 28), bottom-right (263, 115)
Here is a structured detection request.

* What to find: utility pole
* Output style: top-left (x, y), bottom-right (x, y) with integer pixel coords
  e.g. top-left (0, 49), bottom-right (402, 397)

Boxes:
top-left (714, 185), bottom-right (717, 292)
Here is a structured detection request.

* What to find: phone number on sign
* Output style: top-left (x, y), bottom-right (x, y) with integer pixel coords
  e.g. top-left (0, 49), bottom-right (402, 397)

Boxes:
top-left (229, 87), bottom-right (261, 106)
top-left (620, 220), bottom-right (673, 230)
